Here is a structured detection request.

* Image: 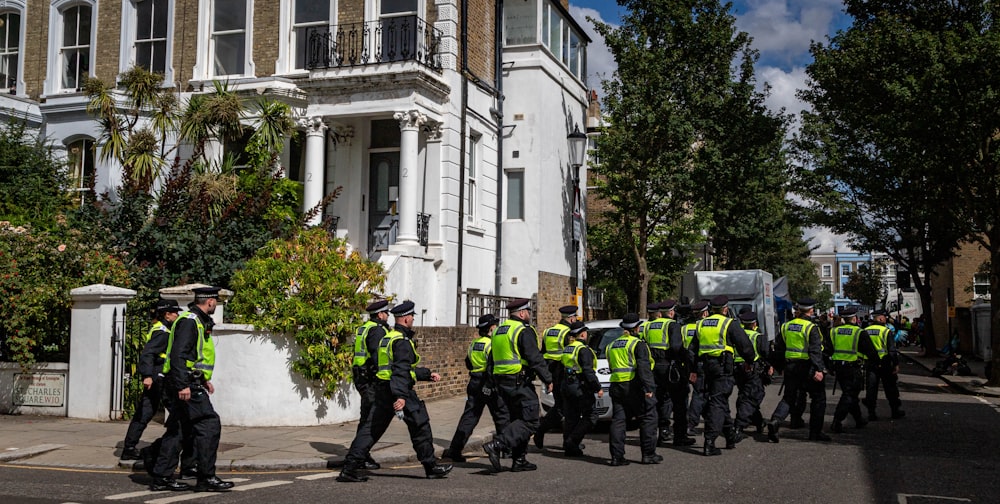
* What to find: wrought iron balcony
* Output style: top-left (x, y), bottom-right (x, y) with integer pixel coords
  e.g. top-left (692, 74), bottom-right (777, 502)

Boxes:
top-left (306, 16), bottom-right (443, 73)
top-left (418, 212), bottom-right (430, 247)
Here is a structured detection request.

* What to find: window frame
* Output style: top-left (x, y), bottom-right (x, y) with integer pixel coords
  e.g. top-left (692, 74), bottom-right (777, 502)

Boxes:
top-left (0, 3), bottom-right (24, 96)
top-left (466, 131), bottom-right (481, 225)
top-left (119, 0), bottom-right (175, 83)
top-left (821, 264), bottom-right (832, 278)
top-left (45, 0), bottom-right (96, 95)
top-left (505, 168), bottom-right (525, 221)
top-left (66, 137), bottom-right (95, 206)
top-left (973, 272), bottom-right (991, 300)
top-left (276, 0), bottom-right (337, 74)
top-left (192, 0), bottom-right (256, 81)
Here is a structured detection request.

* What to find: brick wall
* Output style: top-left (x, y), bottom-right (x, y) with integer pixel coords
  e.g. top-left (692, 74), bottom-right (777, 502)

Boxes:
top-left (174, 0), bottom-right (200, 88)
top-left (340, 0), bottom-right (364, 25)
top-left (931, 240), bottom-right (990, 350)
top-left (536, 270), bottom-right (576, 332)
top-left (24, 0), bottom-right (47, 99)
top-left (462, 0), bottom-right (495, 81)
top-left (253, 0), bottom-right (279, 76)
top-left (95, 1), bottom-right (122, 83)
top-left (411, 326), bottom-right (476, 401)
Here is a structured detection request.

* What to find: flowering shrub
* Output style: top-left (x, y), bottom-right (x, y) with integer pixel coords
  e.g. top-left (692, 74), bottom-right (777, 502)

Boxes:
top-left (0, 219), bottom-right (131, 364)
top-left (228, 229), bottom-right (386, 397)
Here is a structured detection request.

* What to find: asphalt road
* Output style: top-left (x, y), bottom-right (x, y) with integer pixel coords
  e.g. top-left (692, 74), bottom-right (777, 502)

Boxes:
top-left (1, 361), bottom-right (997, 504)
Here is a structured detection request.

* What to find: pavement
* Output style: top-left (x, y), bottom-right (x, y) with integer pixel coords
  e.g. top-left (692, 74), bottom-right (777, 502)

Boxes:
top-left (0, 392), bottom-right (495, 472)
top-left (899, 348), bottom-right (1000, 398)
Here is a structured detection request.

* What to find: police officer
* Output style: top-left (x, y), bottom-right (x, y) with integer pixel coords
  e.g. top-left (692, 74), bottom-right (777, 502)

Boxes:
top-left (535, 305), bottom-right (577, 449)
top-left (483, 298), bottom-right (553, 473)
top-left (644, 300), bottom-right (695, 446)
top-left (350, 300), bottom-right (391, 471)
top-left (863, 309), bottom-right (905, 420)
top-left (607, 313), bottom-right (661, 466)
top-left (685, 300), bottom-right (710, 436)
top-left (560, 321), bottom-right (601, 456)
top-left (732, 311), bottom-right (772, 439)
top-left (830, 307), bottom-right (879, 432)
top-left (443, 314), bottom-right (510, 462)
top-left (339, 301), bottom-right (452, 482)
top-left (766, 298), bottom-right (833, 443)
top-left (121, 299), bottom-right (182, 461)
top-left (150, 286), bottom-right (234, 492)
top-left (689, 296), bottom-right (755, 456)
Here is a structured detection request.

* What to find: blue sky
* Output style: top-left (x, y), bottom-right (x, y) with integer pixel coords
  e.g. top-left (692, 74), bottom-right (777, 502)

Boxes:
top-left (568, 0), bottom-right (851, 120)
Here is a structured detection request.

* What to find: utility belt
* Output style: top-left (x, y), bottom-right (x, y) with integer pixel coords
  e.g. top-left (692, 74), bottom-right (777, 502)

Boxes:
top-left (494, 372), bottom-right (532, 386)
top-left (833, 360), bottom-right (863, 368)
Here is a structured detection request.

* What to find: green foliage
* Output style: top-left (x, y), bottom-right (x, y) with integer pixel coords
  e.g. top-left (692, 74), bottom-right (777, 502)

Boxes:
top-left (843, 263), bottom-right (885, 308)
top-left (0, 121), bottom-right (77, 229)
top-left (0, 220), bottom-right (131, 364)
top-left (228, 229), bottom-right (387, 397)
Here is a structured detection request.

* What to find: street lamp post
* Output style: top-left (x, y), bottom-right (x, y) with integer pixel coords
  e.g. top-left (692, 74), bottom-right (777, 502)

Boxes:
top-left (567, 124), bottom-right (588, 313)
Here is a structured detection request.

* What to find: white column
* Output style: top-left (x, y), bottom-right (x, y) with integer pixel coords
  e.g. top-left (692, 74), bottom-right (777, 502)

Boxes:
top-left (67, 284), bottom-right (136, 421)
top-left (394, 110), bottom-right (427, 245)
top-left (423, 121), bottom-right (443, 246)
top-left (300, 117), bottom-right (328, 226)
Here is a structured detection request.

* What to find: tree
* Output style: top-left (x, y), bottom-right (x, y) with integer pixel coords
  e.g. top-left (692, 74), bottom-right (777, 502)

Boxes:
top-left (0, 121), bottom-right (77, 229)
top-left (590, 0), bottom-right (761, 310)
top-left (791, 0), bottom-right (988, 356)
top-left (843, 263), bottom-right (884, 308)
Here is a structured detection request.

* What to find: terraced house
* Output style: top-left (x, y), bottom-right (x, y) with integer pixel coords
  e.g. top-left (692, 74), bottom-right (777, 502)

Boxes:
top-left (0, 0), bottom-right (591, 327)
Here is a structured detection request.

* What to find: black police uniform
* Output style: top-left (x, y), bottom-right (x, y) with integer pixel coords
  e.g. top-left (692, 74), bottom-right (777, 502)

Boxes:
top-left (342, 319), bottom-right (449, 480)
top-left (122, 315), bottom-right (172, 458)
top-left (561, 330), bottom-right (600, 456)
top-left (688, 306), bottom-right (755, 454)
top-left (485, 314), bottom-right (552, 470)
top-left (151, 303), bottom-right (227, 490)
top-left (352, 315), bottom-right (389, 469)
top-left (444, 329), bottom-right (510, 460)
top-left (608, 333), bottom-right (659, 465)
top-left (733, 323), bottom-right (770, 434)
top-left (767, 313), bottom-right (833, 441)
top-left (831, 321), bottom-right (879, 430)
top-left (536, 314), bottom-right (574, 447)
top-left (863, 321), bottom-right (904, 420)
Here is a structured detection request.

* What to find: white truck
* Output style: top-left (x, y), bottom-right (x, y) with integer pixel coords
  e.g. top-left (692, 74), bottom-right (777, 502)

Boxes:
top-left (693, 269), bottom-right (778, 342)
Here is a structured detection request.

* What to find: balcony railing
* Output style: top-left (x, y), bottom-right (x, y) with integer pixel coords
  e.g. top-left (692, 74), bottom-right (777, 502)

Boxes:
top-left (466, 293), bottom-right (537, 327)
top-left (417, 212), bottom-right (430, 247)
top-left (306, 16), bottom-right (443, 73)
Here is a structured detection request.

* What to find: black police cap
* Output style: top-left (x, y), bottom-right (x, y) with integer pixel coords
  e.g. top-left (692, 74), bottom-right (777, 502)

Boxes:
top-left (390, 300), bottom-right (415, 317)
top-left (710, 295), bottom-right (729, 307)
top-left (796, 297), bottom-right (817, 310)
top-left (366, 299), bottom-right (389, 314)
top-left (738, 311), bottom-right (757, 323)
top-left (660, 299), bottom-right (678, 311)
top-left (646, 301), bottom-right (662, 312)
top-left (691, 300), bottom-right (709, 312)
top-left (477, 313), bottom-right (499, 330)
top-left (558, 305), bottom-right (578, 316)
top-left (872, 309), bottom-right (888, 317)
top-left (192, 286), bottom-right (221, 300)
top-left (506, 297), bottom-right (531, 312)
top-left (569, 321), bottom-right (588, 335)
top-left (620, 313), bottom-right (641, 329)
top-left (839, 307), bottom-right (858, 317)
top-left (155, 299), bottom-right (182, 313)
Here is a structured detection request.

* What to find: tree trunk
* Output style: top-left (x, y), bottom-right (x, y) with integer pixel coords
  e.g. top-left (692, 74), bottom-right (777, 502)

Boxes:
top-left (916, 273), bottom-right (938, 357)
top-left (637, 254), bottom-right (649, 315)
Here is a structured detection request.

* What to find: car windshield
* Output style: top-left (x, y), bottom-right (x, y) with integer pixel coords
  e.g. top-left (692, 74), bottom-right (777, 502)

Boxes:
top-left (589, 327), bottom-right (625, 359)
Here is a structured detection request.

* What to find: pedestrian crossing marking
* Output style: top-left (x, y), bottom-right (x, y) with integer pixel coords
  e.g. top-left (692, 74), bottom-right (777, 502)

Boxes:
top-left (144, 493), bottom-right (214, 504)
top-left (897, 494), bottom-right (971, 503)
top-left (296, 472), bottom-right (337, 480)
top-left (231, 480), bottom-right (293, 491)
top-left (105, 489), bottom-right (169, 500)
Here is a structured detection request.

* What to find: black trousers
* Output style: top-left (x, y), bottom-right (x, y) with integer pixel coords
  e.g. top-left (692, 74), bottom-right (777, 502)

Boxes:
top-left (346, 384), bottom-right (436, 469)
top-left (832, 362), bottom-right (865, 425)
top-left (688, 364), bottom-right (707, 427)
top-left (733, 365), bottom-right (764, 430)
top-left (770, 361), bottom-right (827, 435)
top-left (124, 379), bottom-right (162, 450)
top-left (864, 360), bottom-right (902, 413)
top-left (702, 357), bottom-right (736, 443)
top-left (609, 381), bottom-right (657, 460)
top-left (446, 374), bottom-right (510, 455)
top-left (561, 378), bottom-right (597, 449)
top-left (493, 375), bottom-right (540, 459)
top-left (353, 382), bottom-right (379, 461)
top-left (538, 361), bottom-right (565, 434)
top-left (151, 386), bottom-right (220, 479)
top-left (654, 362), bottom-right (690, 438)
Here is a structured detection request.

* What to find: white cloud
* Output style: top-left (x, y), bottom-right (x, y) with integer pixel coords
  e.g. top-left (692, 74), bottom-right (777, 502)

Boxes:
top-left (757, 65), bottom-right (809, 118)
top-left (803, 226), bottom-right (854, 253)
top-left (568, 6), bottom-right (617, 91)
top-left (735, 0), bottom-right (843, 66)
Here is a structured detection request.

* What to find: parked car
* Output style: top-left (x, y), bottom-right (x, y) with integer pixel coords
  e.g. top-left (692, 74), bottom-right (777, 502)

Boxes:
top-left (540, 319), bottom-right (622, 421)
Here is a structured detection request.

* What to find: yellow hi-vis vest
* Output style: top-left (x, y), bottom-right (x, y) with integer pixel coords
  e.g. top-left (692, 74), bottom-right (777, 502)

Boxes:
top-left (781, 318), bottom-right (814, 361)
top-left (607, 334), bottom-right (640, 382)
top-left (696, 314), bottom-right (734, 357)
top-left (734, 329), bottom-right (760, 364)
top-left (683, 322), bottom-right (698, 348)
top-left (353, 321), bottom-right (378, 367)
top-left (467, 335), bottom-right (491, 373)
top-left (162, 311), bottom-right (215, 381)
top-left (375, 330), bottom-right (420, 382)
top-left (492, 319), bottom-right (528, 375)
top-left (542, 323), bottom-right (570, 361)
top-left (864, 324), bottom-right (889, 359)
top-left (562, 340), bottom-right (595, 374)
top-left (146, 321), bottom-right (168, 361)
top-left (831, 324), bottom-right (863, 362)
top-left (642, 318), bottom-right (672, 351)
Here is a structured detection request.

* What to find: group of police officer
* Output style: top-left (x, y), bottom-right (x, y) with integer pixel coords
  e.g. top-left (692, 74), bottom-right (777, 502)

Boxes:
top-left (336, 293), bottom-right (905, 480)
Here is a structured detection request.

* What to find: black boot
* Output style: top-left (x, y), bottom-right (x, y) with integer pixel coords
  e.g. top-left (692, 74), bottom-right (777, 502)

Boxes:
top-left (673, 436), bottom-right (696, 447)
top-left (149, 477), bottom-right (189, 491)
top-left (640, 453), bottom-right (663, 464)
top-left (703, 440), bottom-right (721, 456)
top-left (766, 420), bottom-right (780, 443)
top-left (658, 428), bottom-right (673, 445)
top-left (337, 464), bottom-right (370, 483)
top-left (831, 421), bottom-right (844, 433)
top-left (809, 431), bottom-right (832, 442)
top-left (120, 447), bottom-right (142, 461)
top-left (789, 417), bottom-right (805, 429)
top-left (441, 449), bottom-right (466, 463)
top-left (533, 429), bottom-right (545, 449)
top-left (424, 462), bottom-right (453, 479)
top-left (563, 443), bottom-right (584, 457)
top-left (483, 439), bottom-right (505, 473)
top-left (725, 428), bottom-right (744, 449)
top-left (511, 457), bottom-right (537, 472)
top-left (891, 409), bottom-right (906, 419)
top-left (192, 476), bottom-right (234, 492)
top-left (363, 455), bottom-right (381, 470)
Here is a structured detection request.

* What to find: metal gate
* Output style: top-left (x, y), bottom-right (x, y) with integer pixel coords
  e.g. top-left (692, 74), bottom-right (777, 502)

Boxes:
top-left (110, 306), bottom-right (127, 420)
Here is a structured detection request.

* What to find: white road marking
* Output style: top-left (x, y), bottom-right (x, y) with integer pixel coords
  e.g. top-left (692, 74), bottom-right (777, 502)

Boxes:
top-left (105, 489), bottom-right (169, 500)
top-left (231, 480), bottom-right (293, 491)
top-left (144, 494), bottom-right (214, 504)
top-left (296, 472), bottom-right (337, 480)
top-left (974, 395), bottom-right (1000, 414)
top-left (897, 494), bottom-right (971, 503)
